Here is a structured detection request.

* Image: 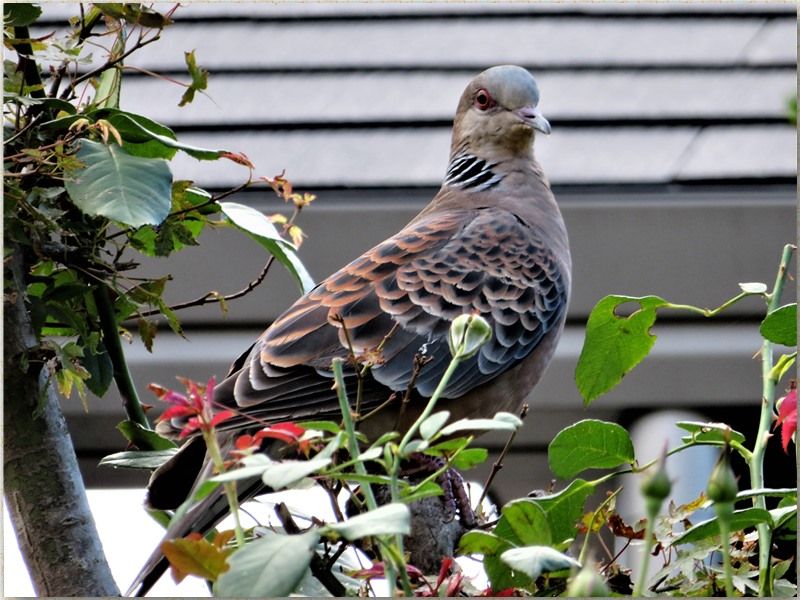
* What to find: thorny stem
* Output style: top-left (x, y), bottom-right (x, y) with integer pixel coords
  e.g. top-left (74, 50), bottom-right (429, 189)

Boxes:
top-left (476, 403), bottom-right (529, 511)
top-left (750, 243), bottom-right (794, 597)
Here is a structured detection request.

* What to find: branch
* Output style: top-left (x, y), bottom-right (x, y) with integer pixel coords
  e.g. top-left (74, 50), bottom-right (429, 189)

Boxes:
top-left (274, 503), bottom-right (347, 597)
top-left (476, 403), bottom-right (529, 511)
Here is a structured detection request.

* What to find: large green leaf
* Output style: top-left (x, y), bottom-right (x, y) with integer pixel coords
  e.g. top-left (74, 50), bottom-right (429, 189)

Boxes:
top-left (548, 419), bottom-right (635, 478)
top-left (65, 140), bottom-right (172, 227)
top-left (533, 479), bottom-right (597, 547)
top-left (760, 303), bottom-right (797, 347)
top-left (214, 529), bottom-right (320, 597)
top-left (575, 295), bottom-right (668, 404)
top-left (219, 201), bottom-right (315, 294)
top-left (326, 503), bottom-right (410, 540)
top-left (496, 499), bottom-right (552, 546)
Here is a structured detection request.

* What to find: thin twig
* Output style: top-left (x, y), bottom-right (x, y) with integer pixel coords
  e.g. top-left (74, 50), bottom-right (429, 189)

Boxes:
top-left (392, 352), bottom-right (432, 430)
top-left (476, 403), bottom-right (529, 510)
top-left (274, 503), bottom-right (347, 596)
top-left (60, 31), bottom-right (162, 99)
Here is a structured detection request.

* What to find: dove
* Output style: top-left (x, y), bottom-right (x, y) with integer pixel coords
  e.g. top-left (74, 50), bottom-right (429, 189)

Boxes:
top-left (129, 64), bottom-right (570, 596)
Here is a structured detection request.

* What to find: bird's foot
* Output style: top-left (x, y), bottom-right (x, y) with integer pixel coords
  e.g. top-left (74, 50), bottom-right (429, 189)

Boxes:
top-left (403, 453), bottom-right (476, 529)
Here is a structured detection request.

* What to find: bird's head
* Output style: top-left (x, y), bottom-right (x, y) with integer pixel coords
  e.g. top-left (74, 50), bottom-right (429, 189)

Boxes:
top-left (451, 65), bottom-right (550, 159)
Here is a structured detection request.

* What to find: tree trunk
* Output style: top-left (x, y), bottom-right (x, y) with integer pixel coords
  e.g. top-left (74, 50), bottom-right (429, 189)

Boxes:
top-left (4, 251), bottom-right (120, 597)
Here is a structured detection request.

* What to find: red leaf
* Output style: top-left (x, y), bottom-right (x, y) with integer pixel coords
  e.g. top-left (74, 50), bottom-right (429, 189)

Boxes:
top-left (210, 410), bottom-right (235, 428)
top-left (776, 386), bottom-right (797, 453)
top-left (178, 417), bottom-right (202, 439)
top-left (158, 404), bottom-right (196, 422)
top-left (254, 422), bottom-right (306, 447)
top-left (220, 151), bottom-right (254, 168)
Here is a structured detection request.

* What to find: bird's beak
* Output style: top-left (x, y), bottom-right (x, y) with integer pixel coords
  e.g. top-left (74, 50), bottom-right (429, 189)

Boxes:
top-left (514, 106), bottom-right (551, 135)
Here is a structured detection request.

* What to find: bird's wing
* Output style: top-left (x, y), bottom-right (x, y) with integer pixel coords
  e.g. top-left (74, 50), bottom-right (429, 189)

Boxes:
top-left (207, 206), bottom-right (567, 428)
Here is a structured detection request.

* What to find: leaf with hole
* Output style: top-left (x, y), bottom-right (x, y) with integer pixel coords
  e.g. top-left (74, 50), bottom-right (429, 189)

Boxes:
top-left (575, 295), bottom-right (668, 404)
top-left (64, 140), bottom-right (172, 227)
top-left (548, 419), bottom-right (635, 478)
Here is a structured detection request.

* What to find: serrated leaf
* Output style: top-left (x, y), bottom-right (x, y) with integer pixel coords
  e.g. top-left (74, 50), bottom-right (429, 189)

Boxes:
top-left (575, 295), bottom-right (668, 404)
top-left (548, 419), bottom-right (635, 478)
top-left (326, 503), bottom-right (410, 540)
top-left (760, 303), bottom-right (797, 347)
top-left (500, 546), bottom-right (581, 580)
top-left (100, 449), bottom-right (178, 469)
top-left (220, 201), bottom-right (315, 294)
top-left (420, 410), bottom-right (450, 440)
top-left (162, 534), bottom-right (232, 583)
top-left (214, 530), bottom-right (319, 597)
top-left (65, 140), bottom-right (172, 227)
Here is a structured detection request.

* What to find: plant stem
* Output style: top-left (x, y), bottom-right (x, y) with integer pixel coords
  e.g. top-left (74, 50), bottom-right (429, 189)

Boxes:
top-left (93, 284), bottom-right (151, 431)
top-left (202, 429), bottom-right (245, 547)
top-left (665, 291), bottom-right (754, 317)
top-left (717, 515), bottom-right (736, 597)
top-left (632, 513), bottom-right (655, 597)
top-left (750, 244), bottom-right (794, 597)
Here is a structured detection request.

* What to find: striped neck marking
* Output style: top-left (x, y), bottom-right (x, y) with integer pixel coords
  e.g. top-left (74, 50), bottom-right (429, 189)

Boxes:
top-left (444, 154), bottom-right (504, 191)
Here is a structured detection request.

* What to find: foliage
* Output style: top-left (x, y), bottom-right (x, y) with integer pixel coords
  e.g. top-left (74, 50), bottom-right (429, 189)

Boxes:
top-left (4, 2), bottom-right (313, 436)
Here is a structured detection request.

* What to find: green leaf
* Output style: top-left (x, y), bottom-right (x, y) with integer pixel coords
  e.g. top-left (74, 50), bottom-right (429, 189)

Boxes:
top-left (760, 303), bottom-right (797, 346)
top-left (64, 140), bottom-right (172, 227)
top-left (770, 505), bottom-right (797, 530)
top-left (676, 421), bottom-right (746, 445)
top-left (438, 415), bottom-right (520, 437)
top-left (79, 338), bottom-right (113, 396)
top-left (400, 480), bottom-right (443, 504)
top-left (548, 419), bottom-right (635, 478)
top-left (575, 295), bottom-right (668, 404)
top-left (736, 488), bottom-right (797, 501)
top-left (5, 3), bottom-right (42, 26)
top-left (450, 447), bottom-right (488, 470)
top-left (458, 530), bottom-right (507, 556)
top-left (214, 529), bottom-right (319, 597)
top-left (170, 480), bottom-right (220, 529)
top-left (179, 50), bottom-right (208, 107)
top-left (534, 479), bottom-right (597, 546)
top-left (296, 420), bottom-right (341, 434)
top-left (484, 555), bottom-right (532, 590)
top-left (219, 201), bottom-right (315, 294)
top-left (116, 420), bottom-right (177, 451)
top-left (99, 449), bottom-right (178, 469)
top-left (671, 507), bottom-right (772, 545)
top-left (497, 499), bottom-right (552, 546)
top-left (326, 503), bottom-right (410, 540)
top-left (260, 457), bottom-right (331, 490)
top-left (500, 545), bottom-right (581, 580)
top-left (420, 410), bottom-right (450, 440)
top-left (212, 454), bottom-right (273, 483)
top-left (93, 108), bottom-right (229, 161)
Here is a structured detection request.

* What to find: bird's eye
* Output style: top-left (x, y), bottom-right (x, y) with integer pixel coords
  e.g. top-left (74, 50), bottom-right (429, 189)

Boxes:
top-left (474, 88), bottom-right (494, 110)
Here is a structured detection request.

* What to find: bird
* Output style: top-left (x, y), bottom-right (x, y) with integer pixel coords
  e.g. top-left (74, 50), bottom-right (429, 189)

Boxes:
top-left (128, 64), bottom-right (571, 596)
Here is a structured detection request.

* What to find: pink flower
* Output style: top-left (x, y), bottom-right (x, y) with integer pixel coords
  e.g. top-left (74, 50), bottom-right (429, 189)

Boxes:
top-left (775, 383), bottom-right (797, 453)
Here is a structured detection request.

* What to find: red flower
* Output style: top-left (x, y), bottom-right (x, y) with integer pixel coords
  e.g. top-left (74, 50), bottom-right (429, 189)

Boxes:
top-left (775, 383), bottom-right (797, 453)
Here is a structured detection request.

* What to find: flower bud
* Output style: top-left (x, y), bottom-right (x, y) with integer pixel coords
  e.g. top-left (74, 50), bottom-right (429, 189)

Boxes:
top-left (707, 450), bottom-right (738, 505)
top-left (641, 447), bottom-right (671, 516)
top-left (448, 314), bottom-right (492, 360)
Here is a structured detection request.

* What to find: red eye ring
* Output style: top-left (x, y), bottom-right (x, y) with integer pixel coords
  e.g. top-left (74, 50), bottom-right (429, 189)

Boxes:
top-left (474, 88), bottom-right (494, 110)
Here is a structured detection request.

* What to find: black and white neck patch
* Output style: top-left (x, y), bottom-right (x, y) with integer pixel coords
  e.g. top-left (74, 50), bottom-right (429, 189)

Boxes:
top-left (444, 154), bottom-right (504, 191)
